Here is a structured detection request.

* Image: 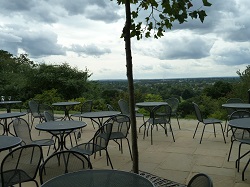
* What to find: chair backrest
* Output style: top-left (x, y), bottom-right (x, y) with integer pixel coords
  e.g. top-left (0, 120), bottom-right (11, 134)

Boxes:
top-left (187, 173), bottom-right (213, 187)
top-left (12, 118), bottom-right (33, 145)
top-left (193, 102), bottom-right (203, 122)
top-left (166, 97), bottom-right (179, 113)
top-left (44, 111), bottom-right (55, 121)
top-left (106, 114), bottom-right (131, 138)
top-left (0, 144), bottom-right (43, 187)
top-left (229, 110), bottom-right (250, 139)
top-left (39, 150), bottom-right (92, 184)
top-left (151, 104), bottom-right (172, 123)
top-left (28, 100), bottom-right (40, 117)
top-left (107, 104), bottom-right (116, 111)
top-left (91, 122), bottom-right (113, 153)
top-left (118, 99), bottom-right (130, 115)
top-left (226, 98), bottom-right (244, 116)
top-left (38, 103), bottom-right (54, 116)
top-left (81, 100), bottom-right (92, 113)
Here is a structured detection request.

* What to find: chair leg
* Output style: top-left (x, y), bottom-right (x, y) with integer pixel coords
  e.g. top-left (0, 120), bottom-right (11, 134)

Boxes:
top-left (193, 122), bottom-right (200, 139)
top-left (126, 138), bottom-right (133, 160)
top-left (227, 140), bottom-right (234, 161)
top-left (213, 124), bottom-right (216, 137)
top-left (105, 150), bottom-right (113, 169)
top-left (176, 115), bottom-right (181, 129)
top-left (150, 125), bottom-right (153, 145)
top-left (200, 125), bottom-right (206, 144)
top-left (242, 158), bottom-right (250, 181)
top-left (220, 123), bottom-right (226, 143)
top-left (169, 124), bottom-right (175, 142)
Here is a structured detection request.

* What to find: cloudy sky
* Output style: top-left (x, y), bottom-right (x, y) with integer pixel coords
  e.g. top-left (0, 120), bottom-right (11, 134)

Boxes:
top-left (0, 0), bottom-right (249, 80)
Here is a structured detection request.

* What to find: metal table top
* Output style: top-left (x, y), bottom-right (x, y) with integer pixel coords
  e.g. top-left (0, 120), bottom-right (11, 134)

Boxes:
top-left (228, 118), bottom-right (250, 130)
top-left (41, 169), bottom-right (155, 187)
top-left (36, 120), bottom-right (87, 131)
top-left (0, 135), bottom-right (22, 151)
top-left (136, 102), bottom-right (168, 107)
top-left (74, 111), bottom-right (121, 118)
top-left (52, 102), bottom-right (80, 106)
top-left (222, 103), bottom-right (250, 109)
top-left (0, 112), bottom-right (26, 119)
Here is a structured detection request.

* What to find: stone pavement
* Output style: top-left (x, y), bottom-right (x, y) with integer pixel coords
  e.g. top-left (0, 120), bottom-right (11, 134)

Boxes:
top-left (0, 114), bottom-right (249, 187)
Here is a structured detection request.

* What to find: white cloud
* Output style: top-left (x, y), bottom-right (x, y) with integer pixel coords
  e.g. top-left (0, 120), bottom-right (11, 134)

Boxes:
top-left (0, 0), bottom-right (249, 80)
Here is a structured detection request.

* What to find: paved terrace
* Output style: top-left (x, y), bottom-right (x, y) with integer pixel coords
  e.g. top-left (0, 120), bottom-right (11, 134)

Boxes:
top-left (0, 114), bottom-right (249, 187)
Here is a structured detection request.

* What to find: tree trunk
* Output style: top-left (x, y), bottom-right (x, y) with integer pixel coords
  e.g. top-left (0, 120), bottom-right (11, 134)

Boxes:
top-left (124, 0), bottom-right (139, 173)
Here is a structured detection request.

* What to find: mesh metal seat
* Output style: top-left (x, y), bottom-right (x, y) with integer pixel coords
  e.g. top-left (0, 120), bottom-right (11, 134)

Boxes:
top-left (187, 173), bottom-right (213, 187)
top-left (71, 122), bottom-right (113, 169)
top-left (106, 114), bottom-right (133, 160)
top-left (192, 102), bottom-right (226, 144)
top-left (166, 97), bottom-right (181, 129)
top-left (224, 98), bottom-right (244, 136)
top-left (39, 150), bottom-right (92, 185)
top-left (144, 104), bottom-right (175, 145)
top-left (10, 118), bottom-right (55, 155)
top-left (107, 104), bottom-right (116, 111)
top-left (0, 144), bottom-right (43, 187)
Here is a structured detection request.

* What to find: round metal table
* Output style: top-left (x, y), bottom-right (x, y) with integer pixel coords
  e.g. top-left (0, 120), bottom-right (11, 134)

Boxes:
top-left (41, 169), bottom-right (155, 187)
top-left (36, 120), bottom-right (87, 152)
top-left (0, 101), bottom-right (22, 113)
top-left (76, 111), bottom-right (121, 128)
top-left (222, 103), bottom-right (250, 110)
top-left (52, 102), bottom-right (80, 120)
top-left (0, 135), bottom-right (22, 151)
top-left (0, 112), bottom-right (27, 135)
top-left (136, 102), bottom-right (168, 117)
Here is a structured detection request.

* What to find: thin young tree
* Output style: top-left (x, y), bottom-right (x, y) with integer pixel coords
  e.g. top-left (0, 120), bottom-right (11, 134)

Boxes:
top-left (115, 0), bottom-right (212, 173)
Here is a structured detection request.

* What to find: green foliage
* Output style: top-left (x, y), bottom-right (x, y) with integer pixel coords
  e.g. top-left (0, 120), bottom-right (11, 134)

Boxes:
top-left (33, 89), bottom-right (63, 104)
top-left (144, 93), bottom-right (162, 101)
top-left (203, 81), bottom-right (233, 99)
top-left (117, 0), bottom-right (212, 39)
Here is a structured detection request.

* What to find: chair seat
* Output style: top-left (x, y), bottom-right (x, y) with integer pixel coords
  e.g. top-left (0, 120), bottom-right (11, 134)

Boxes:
top-left (147, 118), bottom-right (169, 125)
top-left (32, 139), bottom-right (54, 146)
top-left (110, 132), bottom-right (125, 139)
top-left (71, 143), bottom-right (105, 156)
top-left (203, 118), bottom-right (221, 124)
top-left (0, 169), bottom-right (32, 186)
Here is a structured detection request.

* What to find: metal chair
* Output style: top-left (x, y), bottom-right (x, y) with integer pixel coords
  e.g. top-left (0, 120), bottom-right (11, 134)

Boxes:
top-left (227, 110), bottom-right (250, 162)
top-left (106, 114), bottom-right (133, 160)
top-left (10, 118), bottom-right (55, 156)
top-left (71, 122), bottom-right (113, 169)
top-left (118, 99), bottom-right (145, 131)
top-left (224, 98), bottom-right (244, 136)
top-left (192, 102), bottom-right (226, 144)
top-left (70, 100), bottom-right (95, 129)
top-left (143, 104), bottom-right (175, 145)
top-left (28, 100), bottom-right (43, 128)
top-left (187, 173), bottom-right (213, 187)
top-left (0, 144), bottom-right (43, 187)
top-left (107, 104), bottom-right (116, 111)
top-left (166, 97), bottom-right (181, 129)
top-left (39, 150), bottom-right (92, 184)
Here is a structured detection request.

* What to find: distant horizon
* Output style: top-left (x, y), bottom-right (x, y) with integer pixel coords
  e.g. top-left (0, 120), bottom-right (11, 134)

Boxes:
top-left (93, 76), bottom-right (239, 81)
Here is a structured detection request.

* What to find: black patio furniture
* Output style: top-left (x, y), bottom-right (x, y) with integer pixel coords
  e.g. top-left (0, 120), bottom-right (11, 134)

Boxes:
top-left (187, 173), bottom-right (213, 187)
top-left (0, 100), bottom-right (22, 113)
top-left (143, 104), bottom-right (175, 145)
top-left (227, 110), bottom-right (250, 162)
top-left (77, 110), bottom-right (120, 129)
top-left (136, 101), bottom-right (168, 133)
top-left (0, 144), bottom-right (43, 187)
top-left (36, 120), bottom-right (86, 152)
top-left (222, 98), bottom-right (244, 136)
top-left (0, 112), bottom-right (26, 135)
top-left (0, 135), bottom-right (22, 152)
top-left (192, 102), bottom-right (226, 144)
top-left (29, 100), bottom-right (44, 128)
top-left (228, 117), bottom-right (250, 173)
top-left (107, 114), bottom-right (133, 160)
top-left (39, 150), bottom-right (93, 185)
top-left (40, 169), bottom-right (154, 187)
top-left (166, 97), bottom-right (181, 129)
top-left (71, 122), bottom-right (114, 169)
top-left (10, 118), bottom-right (55, 155)
top-left (52, 101), bottom-right (80, 120)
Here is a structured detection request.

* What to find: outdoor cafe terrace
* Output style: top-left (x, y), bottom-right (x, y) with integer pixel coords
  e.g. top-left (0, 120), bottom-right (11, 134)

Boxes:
top-left (0, 113), bottom-right (249, 187)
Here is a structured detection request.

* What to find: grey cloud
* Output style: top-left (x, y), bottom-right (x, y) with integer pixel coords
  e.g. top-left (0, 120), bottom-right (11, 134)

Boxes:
top-left (69, 44), bottom-right (111, 57)
top-left (0, 0), bottom-right (36, 11)
top-left (158, 36), bottom-right (213, 60)
top-left (214, 47), bottom-right (250, 66)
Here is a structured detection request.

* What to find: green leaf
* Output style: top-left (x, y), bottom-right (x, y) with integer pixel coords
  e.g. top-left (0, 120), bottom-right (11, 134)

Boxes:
top-left (202, 0), bottom-right (212, 6)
